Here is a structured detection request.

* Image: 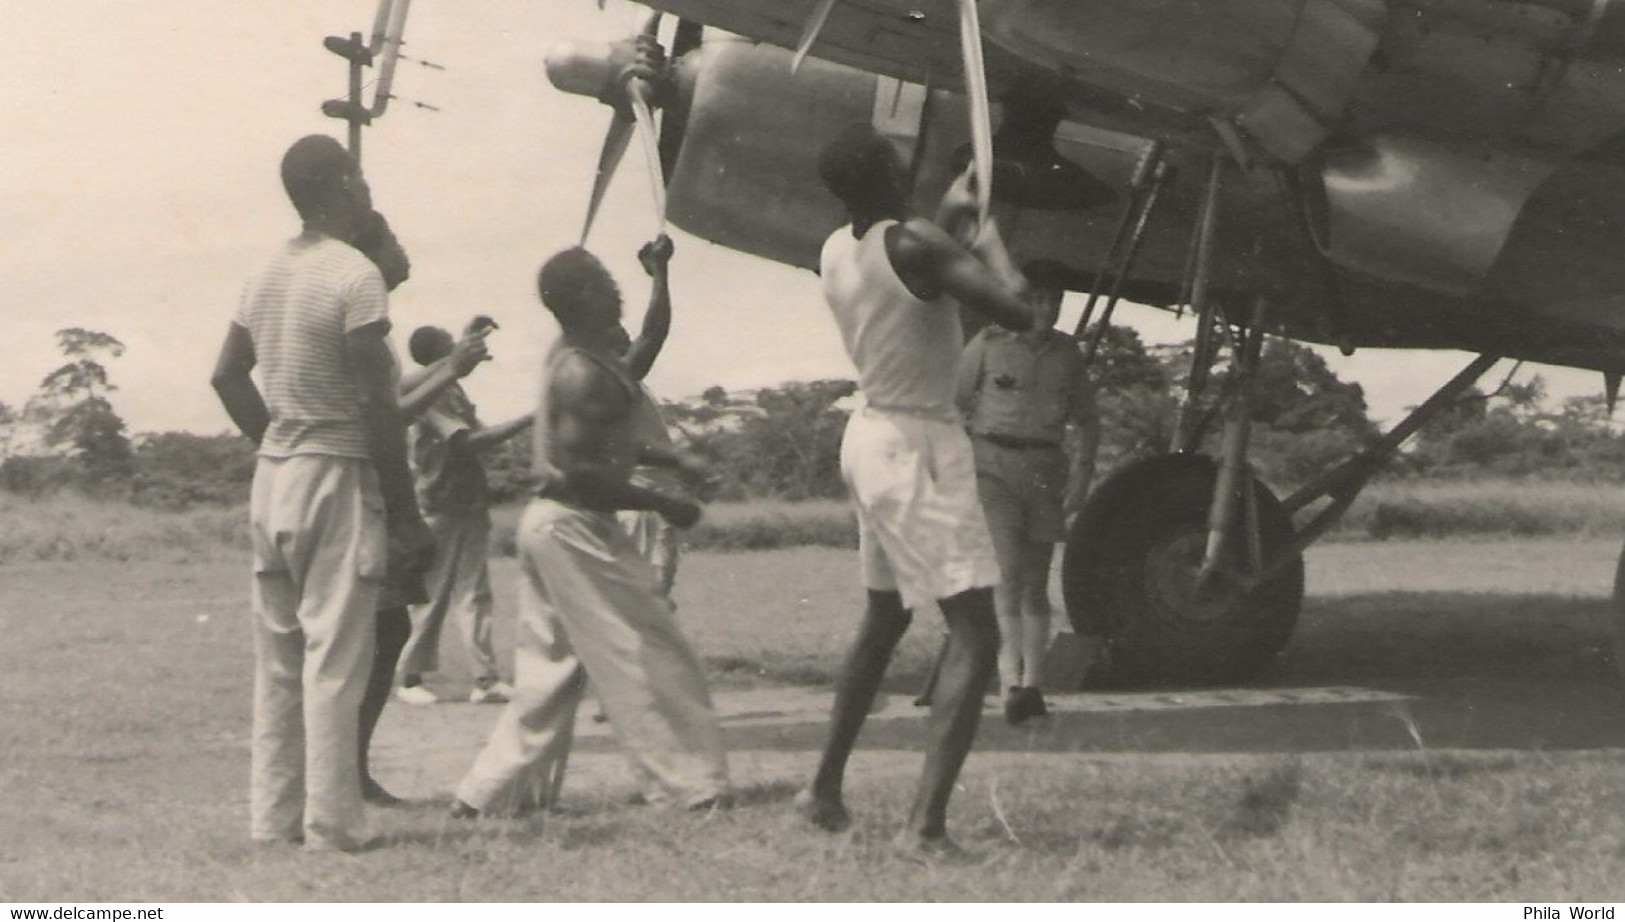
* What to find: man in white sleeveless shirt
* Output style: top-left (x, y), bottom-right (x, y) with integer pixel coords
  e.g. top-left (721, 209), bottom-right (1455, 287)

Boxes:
top-left (796, 124), bottom-right (1036, 856)
top-left (211, 135), bottom-right (434, 851)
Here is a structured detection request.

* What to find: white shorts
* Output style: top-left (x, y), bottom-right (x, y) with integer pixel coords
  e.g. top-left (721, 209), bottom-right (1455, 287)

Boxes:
top-left (839, 405), bottom-right (1001, 611)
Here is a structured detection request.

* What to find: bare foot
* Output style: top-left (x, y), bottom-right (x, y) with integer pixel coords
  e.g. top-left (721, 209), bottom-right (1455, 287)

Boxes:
top-left (687, 791), bottom-right (735, 812)
top-left (892, 830), bottom-right (975, 864)
top-left (361, 776), bottom-right (404, 807)
top-left (793, 788), bottom-right (851, 832)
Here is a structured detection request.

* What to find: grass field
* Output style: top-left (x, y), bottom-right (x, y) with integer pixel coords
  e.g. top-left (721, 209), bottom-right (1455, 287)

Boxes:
top-left (6, 478), bottom-right (1624, 566)
top-left (1, 539), bottom-right (1622, 901)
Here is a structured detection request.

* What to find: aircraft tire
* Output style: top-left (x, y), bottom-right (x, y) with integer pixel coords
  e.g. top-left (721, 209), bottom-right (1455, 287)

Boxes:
top-left (1061, 453), bottom-right (1304, 687)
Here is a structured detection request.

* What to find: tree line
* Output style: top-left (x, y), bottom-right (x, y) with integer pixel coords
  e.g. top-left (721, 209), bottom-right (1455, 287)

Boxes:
top-left (3, 327), bottom-right (1622, 511)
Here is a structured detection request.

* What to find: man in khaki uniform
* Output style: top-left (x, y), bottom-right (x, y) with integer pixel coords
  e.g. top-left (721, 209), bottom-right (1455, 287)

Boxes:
top-left (956, 260), bottom-right (1100, 725)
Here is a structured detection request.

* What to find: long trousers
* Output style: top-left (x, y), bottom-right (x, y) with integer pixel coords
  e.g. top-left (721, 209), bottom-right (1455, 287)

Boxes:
top-left (455, 499), bottom-right (728, 814)
top-left (248, 455), bottom-right (383, 850)
top-left (399, 510), bottom-right (497, 683)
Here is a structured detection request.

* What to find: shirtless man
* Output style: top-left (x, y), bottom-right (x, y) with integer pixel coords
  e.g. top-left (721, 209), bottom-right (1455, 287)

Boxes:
top-left (797, 124), bottom-right (1035, 855)
top-left (451, 242), bottom-right (728, 816)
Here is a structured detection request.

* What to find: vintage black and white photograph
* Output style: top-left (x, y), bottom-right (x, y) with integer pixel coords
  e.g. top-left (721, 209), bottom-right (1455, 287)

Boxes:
top-left (1, 0), bottom-right (1622, 906)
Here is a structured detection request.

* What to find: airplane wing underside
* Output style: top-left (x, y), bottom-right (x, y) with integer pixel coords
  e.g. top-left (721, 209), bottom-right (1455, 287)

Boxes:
top-left (603, 0), bottom-right (1625, 372)
top-left (635, 0), bottom-right (976, 89)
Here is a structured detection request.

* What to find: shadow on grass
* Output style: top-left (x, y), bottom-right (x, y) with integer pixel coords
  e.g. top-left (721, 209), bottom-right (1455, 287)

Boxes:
top-left (730, 779), bottom-right (802, 808)
top-left (713, 591), bottom-right (1624, 756)
top-left (1269, 592), bottom-right (1617, 687)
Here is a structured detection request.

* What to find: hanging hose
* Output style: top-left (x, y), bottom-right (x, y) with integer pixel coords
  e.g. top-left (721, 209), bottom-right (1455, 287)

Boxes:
top-left (627, 81), bottom-right (667, 235)
top-left (957, 0), bottom-right (994, 224)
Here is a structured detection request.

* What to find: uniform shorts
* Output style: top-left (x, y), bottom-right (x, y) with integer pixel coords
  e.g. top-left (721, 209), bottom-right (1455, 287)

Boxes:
top-left (839, 405), bottom-right (1001, 611)
top-left (972, 439), bottom-right (1069, 545)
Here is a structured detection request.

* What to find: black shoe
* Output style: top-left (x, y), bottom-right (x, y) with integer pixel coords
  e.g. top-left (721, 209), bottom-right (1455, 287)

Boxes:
top-left (1004, 686), bottom-right (1048, 725)
top-left (448, 799), bottom-right (480, 820)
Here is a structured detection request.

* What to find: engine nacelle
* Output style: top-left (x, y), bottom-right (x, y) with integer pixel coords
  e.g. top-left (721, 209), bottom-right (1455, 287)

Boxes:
top-left (665, 40), bottom-right (877, 270)
top-left (666, 38), bottom-right (1148, 273)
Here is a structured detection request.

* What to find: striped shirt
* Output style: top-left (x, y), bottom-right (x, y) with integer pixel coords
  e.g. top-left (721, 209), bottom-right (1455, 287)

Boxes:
top-left (234, 234), bottom-right (389, 459)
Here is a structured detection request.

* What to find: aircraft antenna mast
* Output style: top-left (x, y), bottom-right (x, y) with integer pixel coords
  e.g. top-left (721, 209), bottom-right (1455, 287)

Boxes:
top-left (320, 0), bottom-right (418, 165)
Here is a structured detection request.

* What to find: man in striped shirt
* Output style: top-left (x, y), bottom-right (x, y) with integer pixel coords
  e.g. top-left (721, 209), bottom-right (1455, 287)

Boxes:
top-left (211, 135), bottom-right (433, 852)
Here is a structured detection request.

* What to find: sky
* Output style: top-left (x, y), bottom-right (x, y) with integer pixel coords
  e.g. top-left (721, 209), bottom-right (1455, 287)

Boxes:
top-left (0, 0), bottom-right (1610, 439)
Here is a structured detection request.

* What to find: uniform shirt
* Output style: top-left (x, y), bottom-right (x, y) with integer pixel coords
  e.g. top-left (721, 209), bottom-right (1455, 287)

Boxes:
top-left (821, 221), bottom-right (962, 420)
top-left (410, 382), bottom-right (490, 517)
top-left (234, 235), bottom-right (389, 459)
top-left (532, 342), bottom-right (642, 505)
top-left (956, 325), bottom-right (1096, 443)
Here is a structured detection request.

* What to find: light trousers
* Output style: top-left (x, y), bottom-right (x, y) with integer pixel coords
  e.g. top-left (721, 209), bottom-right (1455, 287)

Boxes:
top-left (456, 499), bottom-right (728, 814)
top-left (248, 455), bottom-right (383, 850)
top-left (399, 510), bottom-right (497, 682)
top-left (616, 508), bottom-right (679, 598)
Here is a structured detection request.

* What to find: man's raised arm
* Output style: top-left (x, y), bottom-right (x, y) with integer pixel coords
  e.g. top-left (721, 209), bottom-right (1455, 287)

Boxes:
top-left (397, 325), bottom-right (492, 421)
top-left (891, 219), bottom-right (1034, 333)
top-left (624, 234), bottom-right (674, 381)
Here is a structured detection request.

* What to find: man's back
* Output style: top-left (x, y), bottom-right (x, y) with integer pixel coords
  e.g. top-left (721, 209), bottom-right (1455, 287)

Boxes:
top-left (820, 222), bottom-right (962, 418)
top-left (237, 235), bottom-right (387, 459)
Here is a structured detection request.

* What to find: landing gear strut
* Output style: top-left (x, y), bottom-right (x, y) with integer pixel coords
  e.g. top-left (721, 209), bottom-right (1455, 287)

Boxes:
top-left (1065, 292), bottom-right (1306, 686)
top-left (1062, 349), bottom-right (1503, 687)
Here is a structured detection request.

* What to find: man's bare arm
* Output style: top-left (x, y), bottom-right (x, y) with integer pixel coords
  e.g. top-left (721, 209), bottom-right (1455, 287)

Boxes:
top-left (466, 414), bottom-right (533, 451)
top-left (891, 219), bottom-right (1034, 332)
top-left (1065, 414), bottom-right (1101, 516)
top-left (397, 326), bottom-right (493, 421)
top-left (624, 235), bottom-right (674, 381)
top-left (345, 322), bottom-right (427, 527)
top-left (550, 353), bottom-right (701, 525)
top-left (1064, 373), bottom-right (1102, 517)
top-left (398, 360), bottom-right (460, 422)
top-left (210, 323), bottom-right (268, 445)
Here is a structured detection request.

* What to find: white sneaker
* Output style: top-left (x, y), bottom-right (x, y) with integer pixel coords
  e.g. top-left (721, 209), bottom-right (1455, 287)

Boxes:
top-left (468, 684), bottom-right (510, 704)
top-left (395, 685), bottom-right (438, 706)
top-left (488, 680), bottom-right (516, 699)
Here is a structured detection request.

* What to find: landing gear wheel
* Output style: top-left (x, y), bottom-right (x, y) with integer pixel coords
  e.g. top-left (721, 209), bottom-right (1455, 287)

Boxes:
top-left (1062, 453), bottom-right (1304, 686)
